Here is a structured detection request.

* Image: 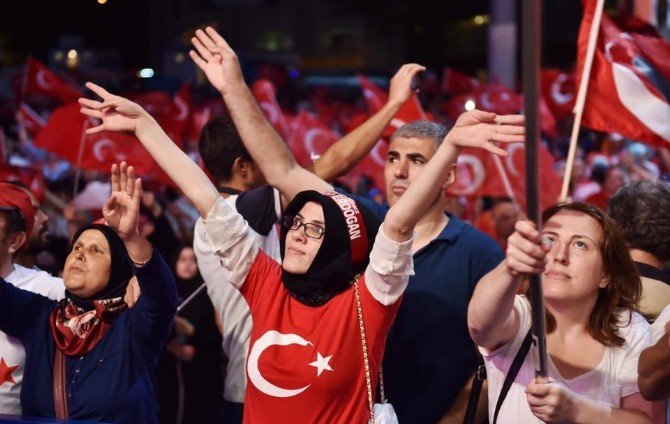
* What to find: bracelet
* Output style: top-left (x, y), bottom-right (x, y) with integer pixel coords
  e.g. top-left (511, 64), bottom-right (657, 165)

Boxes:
top-left (128, 250), bottom-right (152, 267)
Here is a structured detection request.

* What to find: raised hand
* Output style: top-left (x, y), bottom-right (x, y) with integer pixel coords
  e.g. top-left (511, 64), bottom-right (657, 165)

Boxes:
top-left (79, 82), bottom-right (152, 135)
top-left (387, 63), bottom-right (426, 107)
top-left (189, 26), bottom-right (245, 95)
top-left (103, 162), bottom-right (142, 241)
top-left (445, 109), bottom-right (525, 156)
top-left (504, 220), bottom-right (548, 277)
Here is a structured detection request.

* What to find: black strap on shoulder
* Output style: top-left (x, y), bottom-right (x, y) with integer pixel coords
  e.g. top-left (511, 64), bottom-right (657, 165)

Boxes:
top-left (492, 329), bottom-right (533, 424)
top-left (463, 352), bottom-right (487, 424)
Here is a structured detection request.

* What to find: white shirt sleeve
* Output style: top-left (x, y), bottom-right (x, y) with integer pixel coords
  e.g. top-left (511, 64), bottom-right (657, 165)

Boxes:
top-left (194, 196), bottom-right (260, 290)
top-left (192, 197), bottom-right (259, 403)
top-left (363, 223), bottom-right (414, 306)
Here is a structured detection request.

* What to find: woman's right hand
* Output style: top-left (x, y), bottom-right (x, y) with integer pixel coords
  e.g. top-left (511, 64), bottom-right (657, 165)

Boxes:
top-left (79, 82), bottom-right (153, 135)
top-left (504, 220), bottom-right (548, 277)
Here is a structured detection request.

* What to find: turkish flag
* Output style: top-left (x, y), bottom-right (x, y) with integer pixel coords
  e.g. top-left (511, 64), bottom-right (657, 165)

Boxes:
top-left (448, 142), bottom-right (561, 211)
top-left (474, 83), bottom-right (522, 115)
top-left (358, 75), bottom-right (426, 137)
top-left (23, 57), bottom-right (83, 104)
top-left (577, 0), bottom-right (670, 146)
top-left (251, 79), bottom-right (291, 138)
top-left (186, 97), bottom-right (227, 143)
top-left (540, 69), bottom-right (576, 119)
top-left (337, 112), bottom-right (388, 194)
top-left (161, 83), bottom-right (191, 147)
top-left (0, 164), bottom-right (45, 203)
top-left (130, 84), bottom-right (190, 147)
top-left (17, 102), bottom-right (47, 139)
top-left (33, 103), bottom-right (156, 177)
top-left (287, 110), bottom-right (340, 168)
top-left (441, 67), bottom-right (481, 95)
top-left (130, 90), bottom-right (172, 116)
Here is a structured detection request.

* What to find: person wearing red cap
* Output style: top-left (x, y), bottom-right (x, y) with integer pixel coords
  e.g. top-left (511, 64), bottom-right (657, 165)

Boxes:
top-left (0, 182), bottom-right (65, 415)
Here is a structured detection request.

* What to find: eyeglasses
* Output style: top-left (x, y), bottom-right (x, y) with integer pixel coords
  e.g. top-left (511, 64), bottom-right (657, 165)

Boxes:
top-left (282, 215), bottom-right (325, 240)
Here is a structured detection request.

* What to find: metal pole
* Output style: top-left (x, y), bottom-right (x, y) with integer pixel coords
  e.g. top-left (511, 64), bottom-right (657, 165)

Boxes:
top-left (522, 0), bottom-right (548, 379)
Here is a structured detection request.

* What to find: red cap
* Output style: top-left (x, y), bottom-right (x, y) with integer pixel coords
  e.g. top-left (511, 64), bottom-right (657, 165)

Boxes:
top-left (0, 182), bottom-right (35, 236)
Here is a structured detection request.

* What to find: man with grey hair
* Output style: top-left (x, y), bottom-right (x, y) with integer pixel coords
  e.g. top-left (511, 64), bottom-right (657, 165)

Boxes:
top-left (607, 180), bottom-right (670, 320)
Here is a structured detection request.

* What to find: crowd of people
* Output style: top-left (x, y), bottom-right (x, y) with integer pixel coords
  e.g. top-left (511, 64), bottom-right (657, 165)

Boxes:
top-left (0, 24), bottom-right (669, 424)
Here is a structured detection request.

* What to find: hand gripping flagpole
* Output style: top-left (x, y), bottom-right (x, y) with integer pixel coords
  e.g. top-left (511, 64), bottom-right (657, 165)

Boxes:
top-left (522, 0), bottom-right (548, 379)
top-left (560, 0), bottom-right (605, 201)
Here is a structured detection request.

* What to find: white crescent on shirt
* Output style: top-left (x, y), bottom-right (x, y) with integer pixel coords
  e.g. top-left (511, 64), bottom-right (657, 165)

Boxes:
top-left (0, 265), bottom-right (65, 415)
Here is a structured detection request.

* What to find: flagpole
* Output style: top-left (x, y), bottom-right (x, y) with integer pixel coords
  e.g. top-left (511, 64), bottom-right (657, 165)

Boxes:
top-left (491, 154), bottom-right (518, 206)
top-left (522, 0), bottom-right (548, 379)
top-left (560, 0), bottom-right (605, 201)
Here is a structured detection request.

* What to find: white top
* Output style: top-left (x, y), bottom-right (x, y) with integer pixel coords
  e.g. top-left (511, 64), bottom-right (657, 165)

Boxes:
top-left (480, 295), bottom-right (650, 424)
top-left (0, 265), bottom-right (65, 415)
top-left (193, 192), bottom-right (282, 403)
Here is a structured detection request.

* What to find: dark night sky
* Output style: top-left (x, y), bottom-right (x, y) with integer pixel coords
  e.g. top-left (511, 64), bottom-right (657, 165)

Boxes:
top-left (0, 0), bottom-right (583, 70)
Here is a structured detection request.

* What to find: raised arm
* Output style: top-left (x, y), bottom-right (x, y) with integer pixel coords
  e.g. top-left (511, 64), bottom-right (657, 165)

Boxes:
top-left (101, 162), bottom-right (178, 354)
top-left (190, 27), bottom-right (329, 202)
top-left (467, 219), bottom-right (547, 350)
top-left (383, 111), bottom-right (525, 243)
top-left (78, 83), bottom-right (219, 218)
top-left (308, 63), bottom-right (426, 181)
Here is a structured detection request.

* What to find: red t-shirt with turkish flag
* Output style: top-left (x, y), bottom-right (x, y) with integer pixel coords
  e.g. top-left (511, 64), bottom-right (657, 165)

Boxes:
top-left (240, 251), bottom-right (400, 423)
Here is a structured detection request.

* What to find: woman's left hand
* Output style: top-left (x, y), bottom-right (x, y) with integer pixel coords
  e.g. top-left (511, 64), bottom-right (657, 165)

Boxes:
top-left (103, 162), bottom-right (142, 241)
top-left (526, 378), bottom-right (580, 423)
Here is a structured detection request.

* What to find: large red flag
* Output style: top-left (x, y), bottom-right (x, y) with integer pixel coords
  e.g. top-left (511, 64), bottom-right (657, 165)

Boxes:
top-left (577, 1), bottom-right (670, 146)
top-left (161, 83), bottom-right (191, 147)
top-left (130, 85), bottom-right (190, 148)
top-left (358, 75), bottom-right (427, 137)
top-left (540, 69), bottom-right (576, 119)
top-left (23, 57), bottom-right (83, 104)
top-left (33, 103), bottom-right (156, 177)
top-left (287, 110), bottom-right (340, 168)
top-left (441, 67), bottom-right (481, 95)
top-left (17, 102), bottom-right (47, 139)
top-left (448, 142), bottom-right (561, 211)
top-left (251, 79), bottom-right (291, 138)
top-left (337, 112), bottom-right (388, 194)
top-left (0, 164), bottom-right (45, 203)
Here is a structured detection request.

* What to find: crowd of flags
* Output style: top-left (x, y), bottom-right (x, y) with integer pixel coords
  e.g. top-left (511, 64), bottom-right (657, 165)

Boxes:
top-left (1, 0), bottom-right (669, 208)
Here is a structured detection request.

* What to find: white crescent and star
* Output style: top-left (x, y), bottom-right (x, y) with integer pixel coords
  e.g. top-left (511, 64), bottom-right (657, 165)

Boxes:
top-left (247, 330), bottom-right (334, 398)
top-left (92, 138), bottom-right (127, 163)
top-left (172, 95), bottom-right (189, 121)
top-left (505, 143), bottom-right (524, 177)
top-left (36, 70), bottom-right (52, 90)
top-left (550, 73), bottom-right (574, 106)
top-left (450, 154), bottom-right (485, 195)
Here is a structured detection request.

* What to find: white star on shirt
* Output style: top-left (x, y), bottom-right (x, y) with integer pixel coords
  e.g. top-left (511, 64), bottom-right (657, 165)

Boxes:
top-left (308, 352), bottom-right (333, 377)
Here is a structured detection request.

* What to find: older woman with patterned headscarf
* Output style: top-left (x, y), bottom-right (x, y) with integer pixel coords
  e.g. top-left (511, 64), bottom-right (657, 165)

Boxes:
top-left (0, 162), bottom-right (177, 422)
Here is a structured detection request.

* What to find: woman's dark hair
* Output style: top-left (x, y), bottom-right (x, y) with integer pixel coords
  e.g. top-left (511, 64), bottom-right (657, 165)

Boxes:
top-left (540, 202), bottom-right (641, 347)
